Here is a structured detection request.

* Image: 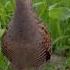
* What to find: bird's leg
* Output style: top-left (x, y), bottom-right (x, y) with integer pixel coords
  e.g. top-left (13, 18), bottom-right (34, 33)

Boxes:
top-left (23, 67), bottom-right (39, 70)
top-left (34, 67), bottom-right (40, 70)
top-left (11, 64), bottom-right (20, 70)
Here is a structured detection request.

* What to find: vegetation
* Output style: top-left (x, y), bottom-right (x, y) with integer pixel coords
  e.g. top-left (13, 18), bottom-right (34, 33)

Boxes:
top-left (0, 0), bottom-right (70, 70)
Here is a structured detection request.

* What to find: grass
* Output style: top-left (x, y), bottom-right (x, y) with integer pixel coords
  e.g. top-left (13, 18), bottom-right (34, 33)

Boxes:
top-left (0, 0), bottom-right (70, 70)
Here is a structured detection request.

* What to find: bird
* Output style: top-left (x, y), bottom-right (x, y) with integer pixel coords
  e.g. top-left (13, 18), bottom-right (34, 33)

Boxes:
top-left (2, 0), bottom-right (51, 70)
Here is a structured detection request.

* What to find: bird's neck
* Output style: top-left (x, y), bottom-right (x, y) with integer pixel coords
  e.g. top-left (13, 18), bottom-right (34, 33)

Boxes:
top-left (14, 0), bottom-right (33, 22)
top-left (9, 0), bottom-right (36, 41)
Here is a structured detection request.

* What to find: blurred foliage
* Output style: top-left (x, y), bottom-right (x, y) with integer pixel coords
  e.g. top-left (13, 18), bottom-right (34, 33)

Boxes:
top-left (0, 0), bottom-right (70, 70)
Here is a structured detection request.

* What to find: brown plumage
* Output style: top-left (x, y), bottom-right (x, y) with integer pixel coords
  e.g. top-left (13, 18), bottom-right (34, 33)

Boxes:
top-left (2, 0), bottom-right (51, 70)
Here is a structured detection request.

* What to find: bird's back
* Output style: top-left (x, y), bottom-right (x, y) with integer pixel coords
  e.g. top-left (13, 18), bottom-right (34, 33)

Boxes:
top-left (3, 18), bottom-right (51, 69)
